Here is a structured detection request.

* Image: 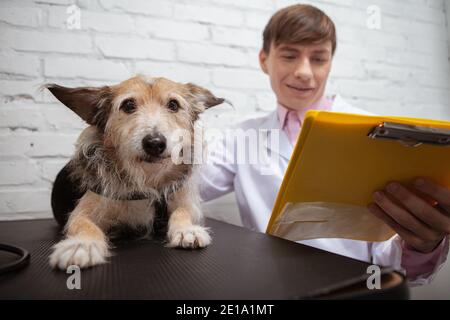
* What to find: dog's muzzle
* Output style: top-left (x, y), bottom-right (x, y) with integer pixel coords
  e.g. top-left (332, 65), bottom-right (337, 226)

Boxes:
top-left (142, 133), bottom-right (167, 158)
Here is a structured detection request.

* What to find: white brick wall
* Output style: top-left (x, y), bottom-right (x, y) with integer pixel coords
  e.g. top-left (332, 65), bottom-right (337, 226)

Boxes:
top-left (0, 0), bottom-right (449, 298)
top-left (447, 0), bottom-right (450, 54)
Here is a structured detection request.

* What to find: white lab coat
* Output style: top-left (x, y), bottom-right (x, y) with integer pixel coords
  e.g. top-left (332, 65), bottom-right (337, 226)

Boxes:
top-left (199, 95), bottom-right (448, 285)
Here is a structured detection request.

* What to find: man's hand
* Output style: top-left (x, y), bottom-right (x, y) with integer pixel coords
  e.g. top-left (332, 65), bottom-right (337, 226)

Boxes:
top-left (368, 178), bottom-right (450, 253)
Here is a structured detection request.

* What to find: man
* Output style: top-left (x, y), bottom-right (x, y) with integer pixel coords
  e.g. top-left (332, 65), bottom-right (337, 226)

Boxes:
top-left (199, 4), bottom-right (449, 285)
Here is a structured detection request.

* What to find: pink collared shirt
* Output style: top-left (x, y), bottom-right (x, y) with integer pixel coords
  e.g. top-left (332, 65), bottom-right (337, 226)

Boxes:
top-left (276, 96), bottom-right (448, 281)
top-left (277, 95), bottom-right (333, 145)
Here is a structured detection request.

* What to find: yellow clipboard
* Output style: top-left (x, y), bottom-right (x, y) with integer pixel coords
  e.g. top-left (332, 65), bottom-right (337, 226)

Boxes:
top-left (267, 111), bottom-right (450, 242)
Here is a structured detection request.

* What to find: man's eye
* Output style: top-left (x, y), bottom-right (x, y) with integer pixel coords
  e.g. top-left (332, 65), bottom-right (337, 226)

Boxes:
top-left (167, 99), bottom-right (180, 112)
top-left (312, 58), bottom-right (328, 63)
top-left (120, 98), bottom-right (137, 114)
top-left (282, 55), bottom-right (296, 60)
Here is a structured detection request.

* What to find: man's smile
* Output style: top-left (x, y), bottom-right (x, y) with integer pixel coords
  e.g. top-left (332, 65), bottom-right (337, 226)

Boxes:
top-left (286, 84), bottom-right (315, 96)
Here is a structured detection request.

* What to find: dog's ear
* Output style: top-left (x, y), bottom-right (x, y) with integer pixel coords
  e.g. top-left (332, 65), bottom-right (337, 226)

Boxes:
top-left (45, 84), bottom-right (112, 128)
top-left (186, 83), bottom-right (224, 110)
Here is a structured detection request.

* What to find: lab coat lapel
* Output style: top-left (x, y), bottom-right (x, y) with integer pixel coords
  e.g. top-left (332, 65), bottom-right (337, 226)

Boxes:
top-left (261, 111), bottom-right (293, 161)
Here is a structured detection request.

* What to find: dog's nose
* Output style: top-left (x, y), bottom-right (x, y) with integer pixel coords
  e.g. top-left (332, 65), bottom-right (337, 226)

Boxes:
top-left (142, 134), bottom-right (167, 157)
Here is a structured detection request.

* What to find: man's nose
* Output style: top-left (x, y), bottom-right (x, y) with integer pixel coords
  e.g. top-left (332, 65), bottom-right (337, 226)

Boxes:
top-left (142, 133), bottom-right (167, 157)
top-left (293, 59), bottom-right (313, 81)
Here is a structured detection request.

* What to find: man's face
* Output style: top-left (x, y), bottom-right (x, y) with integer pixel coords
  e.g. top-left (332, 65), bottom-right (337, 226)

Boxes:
top-left (259, 41), bottom-right (333, 110)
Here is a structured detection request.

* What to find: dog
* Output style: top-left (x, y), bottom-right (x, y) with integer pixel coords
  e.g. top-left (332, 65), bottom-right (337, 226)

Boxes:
top-left (46, 75), bottom-right (224, 270)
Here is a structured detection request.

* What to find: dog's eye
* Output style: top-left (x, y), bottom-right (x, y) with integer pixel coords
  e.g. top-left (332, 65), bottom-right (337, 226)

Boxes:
top-left (167, 99), bottom-right (180, 112)
top-left (120, 98), bottom-right (137, 114)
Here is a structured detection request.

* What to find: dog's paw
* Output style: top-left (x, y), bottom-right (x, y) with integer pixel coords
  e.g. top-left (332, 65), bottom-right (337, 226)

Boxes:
top-left (167, 225), bottom-right (211, 249)
top-left (49, 237), bottom-right (109, 270)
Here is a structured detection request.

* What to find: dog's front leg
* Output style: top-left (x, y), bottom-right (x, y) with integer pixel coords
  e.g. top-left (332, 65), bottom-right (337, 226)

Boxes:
top-left (49, 193), bottom-right (109, 270)
top-left (166, 185), bottom-right (211, 249)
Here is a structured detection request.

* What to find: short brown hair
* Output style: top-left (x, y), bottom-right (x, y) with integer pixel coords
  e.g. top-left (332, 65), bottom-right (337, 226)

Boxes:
top-left (262, 4), bottom-right (337, 54)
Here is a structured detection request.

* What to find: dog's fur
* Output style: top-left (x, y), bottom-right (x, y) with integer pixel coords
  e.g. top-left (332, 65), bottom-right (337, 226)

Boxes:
top-left (47, 75), bottom-right (224, 270)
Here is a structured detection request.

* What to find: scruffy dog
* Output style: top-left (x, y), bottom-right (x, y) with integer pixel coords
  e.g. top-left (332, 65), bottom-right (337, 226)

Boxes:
top-left (46, 75), bottom-right (224, 270)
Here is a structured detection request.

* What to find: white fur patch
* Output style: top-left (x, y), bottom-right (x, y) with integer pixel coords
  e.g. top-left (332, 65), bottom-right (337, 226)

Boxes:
top-left (167, 225), bottom-right (211, 249)
top-left (49, 237), bottom-right (109, 270)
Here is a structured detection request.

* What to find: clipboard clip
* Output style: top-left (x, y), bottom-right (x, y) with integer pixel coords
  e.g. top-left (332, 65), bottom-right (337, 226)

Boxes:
top-left (368, 122), bottom-right (450, 147)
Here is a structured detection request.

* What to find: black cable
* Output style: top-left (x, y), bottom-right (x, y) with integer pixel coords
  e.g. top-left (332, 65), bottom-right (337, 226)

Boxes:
top-left (0, 243), bottom-right (30, 275)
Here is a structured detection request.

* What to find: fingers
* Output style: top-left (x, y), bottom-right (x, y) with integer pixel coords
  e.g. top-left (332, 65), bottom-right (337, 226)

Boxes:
top-left (368, 179), bottom-right (450, 253)
top-left (372, 190), bottom-right (444, 242)
top-left (368, 202), bottom-right (443, 253)
top-left (367, 202), bottom-right (423, 248)
top-left (413, 178), bottom-right (450, 212)
top-left (384, 182), bottom-right (450, 235)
